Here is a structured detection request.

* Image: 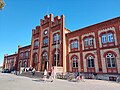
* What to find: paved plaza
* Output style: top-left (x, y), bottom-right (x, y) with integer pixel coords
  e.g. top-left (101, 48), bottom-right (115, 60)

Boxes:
top-left (0, 73), bottom-right (120, 90)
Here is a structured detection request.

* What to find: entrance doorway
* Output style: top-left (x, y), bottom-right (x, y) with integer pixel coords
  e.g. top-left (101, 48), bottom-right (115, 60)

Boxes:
top-left (44, 61), bottom-right (48, 70)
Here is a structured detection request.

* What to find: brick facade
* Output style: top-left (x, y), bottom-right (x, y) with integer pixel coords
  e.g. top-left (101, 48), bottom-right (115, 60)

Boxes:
top-left (3, 14), bottom-right (120, 75)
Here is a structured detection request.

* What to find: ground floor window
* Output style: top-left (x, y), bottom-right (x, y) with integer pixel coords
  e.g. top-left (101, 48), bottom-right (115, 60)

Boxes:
top-left (106, 53), bottom-right (116, 68)
top-left (72, 56), bottom-right (78, 68)
top-left (87, 56), bottom-right (94, 68)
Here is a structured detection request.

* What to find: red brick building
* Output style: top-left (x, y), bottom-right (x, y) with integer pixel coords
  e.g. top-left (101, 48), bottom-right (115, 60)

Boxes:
top-left (3, 14), bottom-right (120, 76)
top-left (17, 45), bottom-right (31, 70)
top-left (3, 53), bottom-right (18, 71)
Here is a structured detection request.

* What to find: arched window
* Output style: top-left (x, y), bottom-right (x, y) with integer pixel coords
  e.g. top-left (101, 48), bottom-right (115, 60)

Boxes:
top-left (87, 55), bottom-right (94, 68)
top-left (42, 52), bottom-right (48, 60)
top-left (101, 32), bottom-right (114, 44)
top-left (74, 40), bottom-right (78, 48)
top-left (53, 33), bottom-right (60, 43)
top-left (72, 56), bottom-right (78, 68)
top-left (23, 61), bottom-right (27, 67)
top-left (20, 52), bottom-right (23, 59)
top-left (25, 51), bottom-right (29, 58)
top-left (106, 53), bottom-right (116, 68)
top-left (53, 49), bottom-right (60, 66)
top-left (33, 54), bottom-right (38, 63)
top-left (70, 40), bottom-right (78, 49)
top-left (43, 37), bottom-right (48, 45)
top-left (34, 40), bottom-right (39, 47)
top-left (84, 37), bottom-right (94, 46)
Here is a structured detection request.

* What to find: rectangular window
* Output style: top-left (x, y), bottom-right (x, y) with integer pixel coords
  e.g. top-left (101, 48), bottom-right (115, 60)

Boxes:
top-left (88, 59), bottom-right (91, 67)
top-left (74, 41), bottom-right (78, 48)
top-left (108, 33), bottom-right (114, 42)
top-left (111, 58), bottom-right (116, 67)
top-left (71, 42), bottom-right (74, 49)
top-left (107, 58), bottom-right (111, 67)
top-left (84, 38), bottom-right (89, 46)
top-left (102, 34), bottom-right (107, 43)
top-left (89, 38), bottom-right (93, 46)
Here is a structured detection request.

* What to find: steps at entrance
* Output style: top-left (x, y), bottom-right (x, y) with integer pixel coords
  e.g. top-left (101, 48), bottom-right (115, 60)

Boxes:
top-left (18, 71), bottom-right (44, 78)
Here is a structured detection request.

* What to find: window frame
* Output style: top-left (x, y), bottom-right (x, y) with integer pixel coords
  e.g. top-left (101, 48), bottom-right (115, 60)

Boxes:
top-left (106, 53), bottom-right (116, 68)
top-left (87, 56), bottom-right (94, 68)
top-left (72, 56), bottom-right (78, 68)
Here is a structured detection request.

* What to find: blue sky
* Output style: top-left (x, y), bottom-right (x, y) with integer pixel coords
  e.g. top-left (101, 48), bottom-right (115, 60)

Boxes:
top-left (0, 0), bottom-right (120, 66)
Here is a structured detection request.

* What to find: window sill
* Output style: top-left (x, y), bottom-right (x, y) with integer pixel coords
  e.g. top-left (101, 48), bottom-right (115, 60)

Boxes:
top-left (42, 45), bottom-right (48, 48)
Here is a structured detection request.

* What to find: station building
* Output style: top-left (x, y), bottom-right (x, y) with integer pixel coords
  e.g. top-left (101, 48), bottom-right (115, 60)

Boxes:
top-left (3, 14), bottom-right (120, 76)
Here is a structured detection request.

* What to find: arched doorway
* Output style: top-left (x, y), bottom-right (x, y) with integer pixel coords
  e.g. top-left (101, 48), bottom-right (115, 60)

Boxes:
top-left (53, 49), bottom-right (60, 66)
top-left (33, 53), bottom-right (38, 70)
top-left (41, 51), bottom-right (48, 70)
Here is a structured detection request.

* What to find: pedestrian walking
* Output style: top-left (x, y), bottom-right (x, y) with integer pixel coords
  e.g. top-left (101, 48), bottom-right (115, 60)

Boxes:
top-left (32, 68), bottom-right (36, 76)
top-left (51, 67), bottom-right (54, 82)
top-left (43, 69), bottom-right (47, 81)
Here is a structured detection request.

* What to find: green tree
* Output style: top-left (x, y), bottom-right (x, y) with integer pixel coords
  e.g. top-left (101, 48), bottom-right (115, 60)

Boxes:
top-left (0, 0), bottom-right (5, 10)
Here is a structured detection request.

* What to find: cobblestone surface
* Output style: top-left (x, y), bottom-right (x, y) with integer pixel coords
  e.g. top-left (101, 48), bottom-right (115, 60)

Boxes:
top-left (0, 73), bottom-right (120, 90)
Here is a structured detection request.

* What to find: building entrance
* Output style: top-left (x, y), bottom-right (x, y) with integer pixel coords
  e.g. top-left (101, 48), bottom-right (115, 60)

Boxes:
top-left (44, 61), bottom-right (48, 70)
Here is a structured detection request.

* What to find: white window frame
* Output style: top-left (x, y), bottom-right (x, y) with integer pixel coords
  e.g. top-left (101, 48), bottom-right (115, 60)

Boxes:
top-left (106, 53), bottom-right (116, 68)
top-left (102, 34), bottom-right (107, 43)
top-left (72, 56), bottom-right (78, 68)
top-left (89, 38), bottom-right (94, 46)
top-left (108, 33), bottom-right (114, 42)
top-left (87, 56), bottom-right (94, 68)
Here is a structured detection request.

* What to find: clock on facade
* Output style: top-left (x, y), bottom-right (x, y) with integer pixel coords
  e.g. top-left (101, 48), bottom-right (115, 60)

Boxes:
top-left (44, 30), bottom-right (48, 35)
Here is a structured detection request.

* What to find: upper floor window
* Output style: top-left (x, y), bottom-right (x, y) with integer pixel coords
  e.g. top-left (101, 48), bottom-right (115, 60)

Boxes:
top-left (34, 40), bottom-right (39, 47)
top-left (72, 56), bottom-right (78, 68)
top-left (89, 38), bottom-right (94, 46)
top-left (20, 52), bottom-right (23, 59)
top-left (106, 53), bottom-right (116, 68)
top-left (102, 34), bottom-right (107, 43)
top-left (101, 32), bottom-right (114, 44)
top-left (53, 33), bottom-right (60, 43)
top-left (84, 38), bottom-right (89, 46)
top-left (84, 37), bottom-right (94, 46)
top-left (43, 37), bottom-right (48, 45)
top-left (42, 52), bottom-right (48, 60)
top-left (87, 56), bottom-right (94, 68)
top-left (70, 40), bottom-right (78, 49)
top-left (108, 33), bottom-right (114, 42)
top-left (25, 51), bottom-right (29, 58)
top-left (11, 59), bottom-right (14, 63)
